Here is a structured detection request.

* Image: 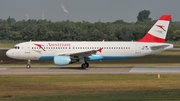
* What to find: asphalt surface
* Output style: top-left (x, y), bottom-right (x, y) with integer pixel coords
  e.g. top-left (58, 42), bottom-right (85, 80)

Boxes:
top-left (0, 66), bottom-right (180, 75)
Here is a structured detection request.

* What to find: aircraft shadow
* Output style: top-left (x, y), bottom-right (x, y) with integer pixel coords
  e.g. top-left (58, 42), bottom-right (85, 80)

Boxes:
top-left (48, 66), bottom-right (133, 70)
top-left (48, 66), bottom-right (85, 70)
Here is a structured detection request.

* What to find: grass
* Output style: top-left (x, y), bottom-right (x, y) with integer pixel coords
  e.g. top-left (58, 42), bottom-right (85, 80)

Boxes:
top-left (2, 91), bottom-right (180, 101)
top-left (0, 74), bottom-right (180, 101)
top-left (0, 43), bottom-right (15, 48)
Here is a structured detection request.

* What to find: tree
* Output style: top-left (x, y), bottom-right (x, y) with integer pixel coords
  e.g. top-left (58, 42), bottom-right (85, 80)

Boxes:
top-left (7, 16), bottom-right (16, 24)
top-left (137, 10), bottom-right (152, 23)
top-left (0, 14), bottom-right (179, 42)
top-left (9, 31), bottom-right (22, 41)
top-left (112, 20), bottom-right (126, 24)
top-left (172, 30), bottom-right (180, 41)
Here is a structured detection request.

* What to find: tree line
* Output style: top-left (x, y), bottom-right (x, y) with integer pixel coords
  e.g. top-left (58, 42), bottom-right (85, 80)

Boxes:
top-left (1, 10), bottom-right (180, 42)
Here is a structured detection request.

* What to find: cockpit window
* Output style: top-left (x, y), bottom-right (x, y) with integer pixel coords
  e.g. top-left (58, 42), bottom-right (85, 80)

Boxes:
top-left (12, 46), bottom-right (20, 49)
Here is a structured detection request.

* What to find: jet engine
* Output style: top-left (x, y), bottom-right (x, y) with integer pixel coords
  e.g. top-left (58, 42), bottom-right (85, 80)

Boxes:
top-left (53, 56), bottom-right (71, 66)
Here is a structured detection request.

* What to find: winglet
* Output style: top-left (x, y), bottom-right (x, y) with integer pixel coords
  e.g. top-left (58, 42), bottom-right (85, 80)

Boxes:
top-left (138, 14), bottom-right (171, 43)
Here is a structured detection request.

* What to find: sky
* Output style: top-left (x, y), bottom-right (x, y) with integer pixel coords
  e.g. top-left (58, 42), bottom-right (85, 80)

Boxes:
top-left (0, 0), bottom-right (180, 23)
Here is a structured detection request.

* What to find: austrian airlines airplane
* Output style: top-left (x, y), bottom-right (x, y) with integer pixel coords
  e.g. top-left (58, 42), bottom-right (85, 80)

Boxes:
top-left (6, 15), bottom-right (173, 69)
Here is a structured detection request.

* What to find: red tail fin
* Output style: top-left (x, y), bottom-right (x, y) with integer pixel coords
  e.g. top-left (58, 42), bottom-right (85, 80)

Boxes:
top-left (138, 14), bottom-right (171, 43)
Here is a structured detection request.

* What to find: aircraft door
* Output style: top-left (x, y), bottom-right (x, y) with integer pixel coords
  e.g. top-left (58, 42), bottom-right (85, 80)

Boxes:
top-left (136, 43), bottom-right (141, 54)
top-left (25, 42), bottom-right (31, 53)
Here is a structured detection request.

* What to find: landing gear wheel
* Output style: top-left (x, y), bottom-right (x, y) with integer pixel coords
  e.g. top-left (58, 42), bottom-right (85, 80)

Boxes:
top-left (86, 63), bottom-right (89, 68)
top-left (81, 63), bottom-right (89, 69)
top-left (26, 59), bottom-right (31, 69)
top-left (26, 64), bottom-right (31, 68)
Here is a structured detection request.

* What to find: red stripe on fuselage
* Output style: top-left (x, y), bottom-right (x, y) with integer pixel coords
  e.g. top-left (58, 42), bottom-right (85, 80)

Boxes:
top-left (138, 33), bottom-right (165, 43)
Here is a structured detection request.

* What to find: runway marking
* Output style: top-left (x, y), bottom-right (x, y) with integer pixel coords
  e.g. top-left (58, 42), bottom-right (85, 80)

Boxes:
top-left (0, 68), bottom-right (7, 70)
top-left (130, 66), bottom-right (180, 74)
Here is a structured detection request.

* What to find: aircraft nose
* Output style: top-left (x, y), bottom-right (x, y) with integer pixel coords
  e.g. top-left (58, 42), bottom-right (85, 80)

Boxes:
top-left (6, 50), bottom-right (12, 58)
top-left (6, 49), bottom-right (21, 59)
top-left (6, 49), bottom-right (15, 58)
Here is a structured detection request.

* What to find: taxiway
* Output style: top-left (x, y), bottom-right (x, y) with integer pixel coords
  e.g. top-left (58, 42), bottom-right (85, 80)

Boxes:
top-left (0, 66), bottom-right (180, 75)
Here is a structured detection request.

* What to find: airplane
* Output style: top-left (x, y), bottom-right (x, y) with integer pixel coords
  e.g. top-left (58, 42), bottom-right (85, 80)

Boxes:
top-left (6, 14), bottom-right (173, 69)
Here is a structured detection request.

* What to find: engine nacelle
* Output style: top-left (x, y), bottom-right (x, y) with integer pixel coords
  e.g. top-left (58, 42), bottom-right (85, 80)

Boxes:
top-left (54, 56), bottom-right (71, 66)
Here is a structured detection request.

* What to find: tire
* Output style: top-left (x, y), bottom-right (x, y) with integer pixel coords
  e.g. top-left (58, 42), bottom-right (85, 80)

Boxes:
top-left (81, 63), bottom-right (89, 69)
top-left (26, 64), bottom-right (31, 68)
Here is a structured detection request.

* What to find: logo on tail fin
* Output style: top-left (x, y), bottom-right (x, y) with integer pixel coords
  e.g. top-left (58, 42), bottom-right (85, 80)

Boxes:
top-left (156, 25), bottom-right (166, 31)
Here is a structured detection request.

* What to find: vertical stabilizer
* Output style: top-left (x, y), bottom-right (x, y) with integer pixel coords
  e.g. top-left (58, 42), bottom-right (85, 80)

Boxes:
top-left (138, 15), bottom-right (171, 43)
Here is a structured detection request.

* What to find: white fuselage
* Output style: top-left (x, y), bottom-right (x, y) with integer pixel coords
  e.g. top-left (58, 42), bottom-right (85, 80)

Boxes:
top-left (6, 41), bottom-right (173, 61)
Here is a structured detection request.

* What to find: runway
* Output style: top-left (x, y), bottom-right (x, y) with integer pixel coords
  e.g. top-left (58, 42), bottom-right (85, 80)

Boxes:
top-left (0, 66), bottom-right (180, 75)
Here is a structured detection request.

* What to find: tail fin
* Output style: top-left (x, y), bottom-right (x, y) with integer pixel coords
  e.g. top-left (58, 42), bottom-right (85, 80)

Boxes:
top-left (138, 14), bottom-right (171, 43)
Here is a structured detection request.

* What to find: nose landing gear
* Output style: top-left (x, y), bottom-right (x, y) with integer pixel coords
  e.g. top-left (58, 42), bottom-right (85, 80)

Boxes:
top-left (26, 59), bottom-right (31, 68)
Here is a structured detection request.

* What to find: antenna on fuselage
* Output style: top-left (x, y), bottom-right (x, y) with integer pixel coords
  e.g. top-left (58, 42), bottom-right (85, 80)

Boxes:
top-left (30, 40), bottom-right (32, 42)
top-left (102, 39), bottom-right (105, 42)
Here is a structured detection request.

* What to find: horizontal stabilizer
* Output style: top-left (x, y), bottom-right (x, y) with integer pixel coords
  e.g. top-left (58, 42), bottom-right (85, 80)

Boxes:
top-left (150, 45), bottom-right (170, 50)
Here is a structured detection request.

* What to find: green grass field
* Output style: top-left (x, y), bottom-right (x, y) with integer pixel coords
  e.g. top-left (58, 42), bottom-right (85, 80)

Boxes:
top-left (0, 74), bottom-right (180, 101)
top-left (0, 43), bottom-right (15, 48)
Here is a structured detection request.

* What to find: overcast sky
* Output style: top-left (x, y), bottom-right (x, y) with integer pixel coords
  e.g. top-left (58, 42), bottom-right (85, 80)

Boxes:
top-left (0, 0), bottom-right (179, 22)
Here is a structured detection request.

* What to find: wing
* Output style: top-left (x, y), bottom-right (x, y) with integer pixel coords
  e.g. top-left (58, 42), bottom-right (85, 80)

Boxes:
top-left (57, 48), bottom-right (103, 59)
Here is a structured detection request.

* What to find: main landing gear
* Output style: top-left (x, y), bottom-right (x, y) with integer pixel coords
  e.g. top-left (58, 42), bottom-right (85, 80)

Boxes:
top-left (25, 59), bottom-right (89, 69)
top-left (26, 59), bottom-right (31, 69)
top-left (80, 58), bottom-right (89, 69)
top-left (81, 62), bottom-right (89, 69)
